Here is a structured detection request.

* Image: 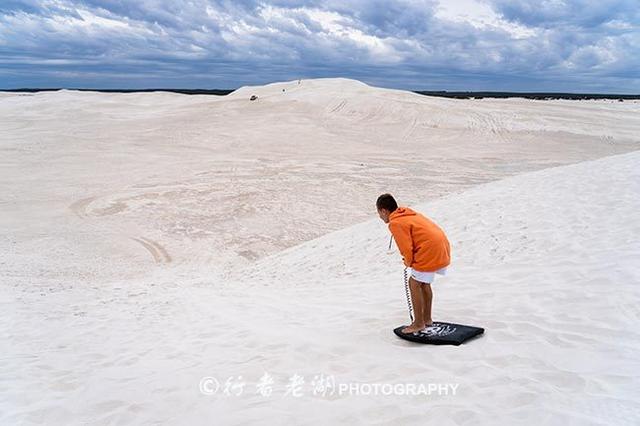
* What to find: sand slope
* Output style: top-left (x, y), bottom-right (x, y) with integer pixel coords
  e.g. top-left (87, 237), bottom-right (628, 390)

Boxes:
top-left (1, 79), bottom-right (639, 285)
top-left (3, 150), bottom-right (639, 425)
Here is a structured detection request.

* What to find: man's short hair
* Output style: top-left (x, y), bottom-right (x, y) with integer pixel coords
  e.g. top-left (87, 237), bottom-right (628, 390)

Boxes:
top-left (376, 193), bottom-right (398, 212)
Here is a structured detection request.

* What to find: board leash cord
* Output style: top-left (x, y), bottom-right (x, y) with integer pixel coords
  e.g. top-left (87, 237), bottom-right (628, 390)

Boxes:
top-left (404, 267), bottom-right (414, 322)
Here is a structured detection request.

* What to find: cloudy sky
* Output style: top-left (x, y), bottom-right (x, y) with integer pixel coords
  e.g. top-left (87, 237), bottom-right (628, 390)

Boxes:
top-left (0, 0), bottom-right (638, 92)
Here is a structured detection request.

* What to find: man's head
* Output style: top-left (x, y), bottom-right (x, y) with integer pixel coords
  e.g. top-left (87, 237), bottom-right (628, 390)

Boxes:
top-left (376, 193), bottom-right (398, 223)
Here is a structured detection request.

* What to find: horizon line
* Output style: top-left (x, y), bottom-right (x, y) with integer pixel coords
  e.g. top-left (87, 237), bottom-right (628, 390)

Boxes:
top-left (2, 87), bottom-right (639, 100)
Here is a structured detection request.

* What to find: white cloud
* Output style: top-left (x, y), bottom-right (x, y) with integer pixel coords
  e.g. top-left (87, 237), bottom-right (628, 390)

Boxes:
top-left (434, 0), bottom-right (536, 38)
top-left (0, 0), bottom-right (638, 91)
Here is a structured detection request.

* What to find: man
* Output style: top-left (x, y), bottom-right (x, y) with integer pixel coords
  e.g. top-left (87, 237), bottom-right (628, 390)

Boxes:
top-left (377, 193), bottom-right (451, 334)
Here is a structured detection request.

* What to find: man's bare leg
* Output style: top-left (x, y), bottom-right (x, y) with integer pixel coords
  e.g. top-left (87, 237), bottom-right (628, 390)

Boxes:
top-left (402, 276), bottom-right (427, 333)
top-left (420, 283), bottom-right (433, 326)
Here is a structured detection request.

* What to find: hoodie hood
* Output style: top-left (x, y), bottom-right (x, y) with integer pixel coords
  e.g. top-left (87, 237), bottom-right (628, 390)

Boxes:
top-left (389, 207), bottom-right (417, 221)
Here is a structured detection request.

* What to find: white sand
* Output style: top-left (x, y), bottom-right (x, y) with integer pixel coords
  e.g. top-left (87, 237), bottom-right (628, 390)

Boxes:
top-left (1, 79), bottom-right (640, 425)
top-left (1, 79), bottom-right (639, 282)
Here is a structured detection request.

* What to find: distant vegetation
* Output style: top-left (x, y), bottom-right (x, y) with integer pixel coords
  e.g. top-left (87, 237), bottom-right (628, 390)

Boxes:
top-left (2, 88), bottom-right (638, 100)
top-left (1, 88), bottom-right (234, 95)
top-left (413, 91), bottom-right (640, 101)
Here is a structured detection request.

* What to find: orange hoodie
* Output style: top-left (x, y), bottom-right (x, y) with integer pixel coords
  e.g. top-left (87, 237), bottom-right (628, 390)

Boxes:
top-left (388, 207), bottom-right (451, 271)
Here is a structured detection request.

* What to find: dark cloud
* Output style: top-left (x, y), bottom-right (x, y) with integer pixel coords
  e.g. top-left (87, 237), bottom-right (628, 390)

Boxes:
top-left (489, 0), bottom-right (639, 27)
top-left (0, 0), bottom-right (638, 92)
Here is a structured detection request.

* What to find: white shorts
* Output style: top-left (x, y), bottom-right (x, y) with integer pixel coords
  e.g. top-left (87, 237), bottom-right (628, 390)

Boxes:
top-left (410, 266), bottom-right (448, 284)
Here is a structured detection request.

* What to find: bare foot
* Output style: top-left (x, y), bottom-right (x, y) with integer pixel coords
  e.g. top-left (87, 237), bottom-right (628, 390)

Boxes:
top-left (402, 323), bottom-right (427, 334)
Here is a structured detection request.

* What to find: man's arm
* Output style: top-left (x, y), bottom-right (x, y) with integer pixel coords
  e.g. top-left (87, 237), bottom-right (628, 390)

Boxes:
top-left (389, 221), bottom-right (413, 267)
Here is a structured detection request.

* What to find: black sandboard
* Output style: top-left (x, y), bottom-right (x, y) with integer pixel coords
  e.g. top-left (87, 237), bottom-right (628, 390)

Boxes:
top-left (393, 322), bottom-right (484, 345)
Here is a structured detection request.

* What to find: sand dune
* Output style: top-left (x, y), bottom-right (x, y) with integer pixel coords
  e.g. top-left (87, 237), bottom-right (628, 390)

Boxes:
top-left (3, 150), bottom-right (638, 425)
top-left (1, 79), bottom-right (639, 285)
top-left (1, 79), bottom-right (640, 425)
